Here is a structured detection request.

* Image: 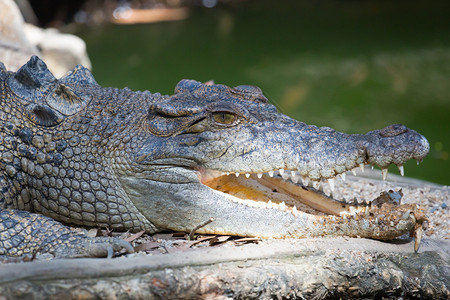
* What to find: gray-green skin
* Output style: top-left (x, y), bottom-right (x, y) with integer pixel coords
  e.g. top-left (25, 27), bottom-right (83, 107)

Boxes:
top-left (0, 56), bottom-right (429, 258)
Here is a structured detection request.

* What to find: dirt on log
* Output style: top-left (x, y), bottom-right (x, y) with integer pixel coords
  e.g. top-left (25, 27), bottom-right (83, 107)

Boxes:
top-left (0, 237), bottom-right (448, 299)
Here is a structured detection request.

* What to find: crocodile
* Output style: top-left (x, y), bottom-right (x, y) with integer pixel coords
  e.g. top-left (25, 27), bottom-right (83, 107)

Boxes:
top-left (0, 56), bottom-right (429, 258)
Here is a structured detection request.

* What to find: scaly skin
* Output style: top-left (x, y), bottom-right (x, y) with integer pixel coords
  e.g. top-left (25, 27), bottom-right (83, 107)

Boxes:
top-left (0, 57), bottom-right (429, 258)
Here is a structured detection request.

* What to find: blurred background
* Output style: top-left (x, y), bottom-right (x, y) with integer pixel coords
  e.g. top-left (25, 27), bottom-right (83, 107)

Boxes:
top-left (10, 0), bottom-right (450, 184)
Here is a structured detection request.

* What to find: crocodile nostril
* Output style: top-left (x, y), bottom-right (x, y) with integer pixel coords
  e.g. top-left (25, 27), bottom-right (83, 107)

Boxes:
top-left (379, 124), bottom-right (407, 137)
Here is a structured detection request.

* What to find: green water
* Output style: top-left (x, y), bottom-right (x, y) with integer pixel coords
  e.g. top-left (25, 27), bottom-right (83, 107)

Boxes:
top-left (76, 0), bottom-right (450, 185)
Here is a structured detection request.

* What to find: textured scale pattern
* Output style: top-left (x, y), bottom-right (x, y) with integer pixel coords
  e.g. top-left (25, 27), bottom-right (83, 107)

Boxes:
top-left (0, 57), bottom-right (430, 257)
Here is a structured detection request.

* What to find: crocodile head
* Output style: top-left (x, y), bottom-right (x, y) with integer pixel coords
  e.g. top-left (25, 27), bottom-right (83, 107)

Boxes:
top-left (2, 57), bottom-right (429, 242)
top-left (119, 79), bottom-right (429, 241)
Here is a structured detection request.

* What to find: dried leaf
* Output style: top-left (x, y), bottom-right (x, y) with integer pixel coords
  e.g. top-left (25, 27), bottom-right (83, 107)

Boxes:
top-left (87, 228), bottom-right (99, 238)
top-left (152, 233), bottom-right (176, 240)
top-left (209, 235), bottom-right (231, 245)
top-left (234, 237), bottom-right (260, 244)
top-left (134, 241), bottom-right (161, 252)
top-left (125, 230), bottom-right (145, 242)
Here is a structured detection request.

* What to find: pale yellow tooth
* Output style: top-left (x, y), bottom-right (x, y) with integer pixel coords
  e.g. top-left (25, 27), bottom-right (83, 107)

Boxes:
top-left (341, 172), bottom-right (346, 181)
top-left (267, 200), bottom-right (273, 208)
top-left (359, 163), bottom-right (365, 172)
top-left (279, 201), bottom-right (286, 211)
top-left (352, 169), bottom-right (357, 176)
top-left (398, 165), bottom-right (404, 176)
top-left (291, 171), bottom-right (296, 177)
top-left (245, 173), bottom-right (251, 178)
top-left (301, 176), bottom-right (310, 186)
top-left (328, 178), bottom-right (335, 192)
top-left (279, 169), bottom-right (284, 176)
top-left (365, 206), bottom-right (369, 216)
top-left (235, 173), bottom-right (240, 177)
top-left (226, 172), bottom-right (230, 176)
top-left (414, 225), bottom-right (423, 253)
top-left (313, 181), bottom-right (321, 190)
top-left (268, 170), bottom-right (274, 177)
top-left (292, 206), bottom-right (298, 217)
top-left (291, 175), bottom-right (299, 184)
top-left (381, 168), bottom-right (388, 181)
top-left (257, 173), bottom-right (263, 179)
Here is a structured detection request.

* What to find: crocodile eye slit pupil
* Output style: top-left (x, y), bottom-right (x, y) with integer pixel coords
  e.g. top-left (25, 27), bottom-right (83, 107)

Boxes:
top-left (213, 112), bottom-right (235, 125)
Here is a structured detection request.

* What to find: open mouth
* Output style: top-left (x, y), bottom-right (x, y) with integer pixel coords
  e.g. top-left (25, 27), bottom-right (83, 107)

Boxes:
top-left (198, 166), bottom-right (426, 249)
top-left (199, 168), bottom-right (373, 218)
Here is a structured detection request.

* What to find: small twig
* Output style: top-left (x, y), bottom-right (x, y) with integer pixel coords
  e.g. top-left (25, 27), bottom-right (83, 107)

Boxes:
top-left (188, 217), bottom-right (214, 240)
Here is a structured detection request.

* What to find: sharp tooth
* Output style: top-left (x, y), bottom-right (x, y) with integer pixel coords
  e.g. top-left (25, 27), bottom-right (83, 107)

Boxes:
top-left (341, 172), bottom-right (346, 181)
top-left (381, 168), bottom-right (388, 181)
top-left (291, 175), bottom-right (299, 184)
top-left (282, 172), bottom-right (290, 180)
top-left (291, 171), bottom-right (296, 177)
top-left (365, 206), bottom-right (369, 215)
top-left (235, 173), bottom-right (240, 177)
top-left (301, 176), bottom-right (310, 186)
top-left (268, 170), bottom-right (274, 177)
top-left (279, 201), bottom-right (286, 211)
top-left (328, 178), bottom-right (335, 192)
top-left (398, 165), bottom-right (404, 176)
top-left (245, 173), bottom-right (251, 178)
top-left (267, 200), bottom-right (273, 208)
top-left (359, 164), bottom-right (365, 172)
top-left (226, 172), bottom-right (230, 176)
top-left (352, 169), bottom-right (357, 176)
top-left (279, 169), bottom-right (284, 176)
top-left (313, 181), bottom-right (321, 190)
top-left (414, 225), bottom-right (423, 253)
top-left (257, 173), bottom-right (263, 179)
top-left (292, 205), bottom-right (298, 217)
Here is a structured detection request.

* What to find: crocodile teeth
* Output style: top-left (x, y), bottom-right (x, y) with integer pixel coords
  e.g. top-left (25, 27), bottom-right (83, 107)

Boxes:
top-left (279, 169), bottom-right (284, 176)
top-left (279, 201), bottom-right (286, 211)
top-left (312, 181), bottom-right (321, 190)
top-left (351, 169), bottom-right (357, 176)
top-left (235, 173), bottom-right (240, 177)
top-left (398, 165), bottom-right (404, 176)
top-left (328, 178), bottom-right (335, 192)
top-left (291, 171), bottom-right (296, 177)
top-left (359, 163), bottom-right (365, 172)
top-left (257, 173), bottom-right (263, 179)
top-left (291, 174), bottom-right (299, 184)
top-left (226, 172), bottom-right (230, 176)
top-left (245, 173), bottom-right (251, 178)
top-left (381, 168), bottom-right (388, 181)
top-left (267, 200), bottom-right (273, 208)
top-left (281, 172), bottom-right (290, 180)
top-left (414, 225), bottom-right (423, 252)
top-left (268, 170), bottom-right (274, 177)
top-left (365, 206), bottom-right (369, 216)
top-left (302, 176), bottom-right (310, 186)
top-left (292, 205), bottom-right (299, 217)
top-left (341, 172), bottom-right (346, 181)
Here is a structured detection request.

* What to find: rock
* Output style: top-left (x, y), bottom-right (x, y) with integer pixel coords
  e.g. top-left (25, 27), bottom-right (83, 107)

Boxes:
top-left (0, 0), bottom-right (91, 77)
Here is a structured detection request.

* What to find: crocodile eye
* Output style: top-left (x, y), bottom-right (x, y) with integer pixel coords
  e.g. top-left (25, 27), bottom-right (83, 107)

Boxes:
top-left (212, 112), bottom-right (236, 125)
